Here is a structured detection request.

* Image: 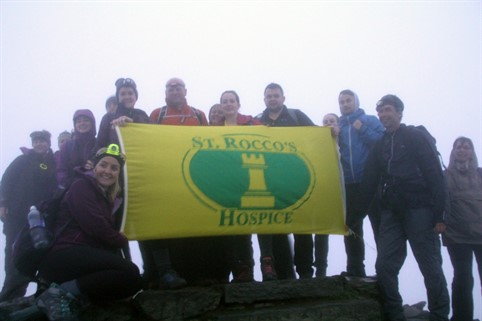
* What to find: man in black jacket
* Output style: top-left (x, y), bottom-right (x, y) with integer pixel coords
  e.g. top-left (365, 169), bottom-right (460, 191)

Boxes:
top-left (0, 130), bottom-right (57, 302)
top-left (358, 95), bottom-right (449, 321)
top-left (256, 83), bottom-right (315, 281)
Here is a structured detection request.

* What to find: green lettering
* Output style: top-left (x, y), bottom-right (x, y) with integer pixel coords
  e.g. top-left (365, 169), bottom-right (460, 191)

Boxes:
top-left (204, 138), bottom-right (215, 149)
top-left (258, 212), bottom-right (268, 224)
top-left (284, 212), bottom-right (293, 224)
top-left (219, 209), bottom-right (234, 226)
top-left (288, 142), bottom-right (297, 152)
top-left (250, 212), bottom-right (258, 225)
top-left (224, 137), bottom-right (238, 149)
top-left (274, 212), bottom-right (283, 224)
top-left (239, 139), bottom-right (251, 150)
top-left (262, 140), bottom-right (273, 151)
top-left (273, 141), bottom-right (284, 152)
top-left (252, 140), bottom-right (263, 150)
top-left (192, 136), bottom-right (203, 148)
top-left (237, 212), bottom-right (248, 225)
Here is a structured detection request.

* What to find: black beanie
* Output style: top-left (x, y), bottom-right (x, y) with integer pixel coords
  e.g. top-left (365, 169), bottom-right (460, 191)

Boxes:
top-left (30, 130), bottom-right (51, 146)
top-left (376, 94), bottom-right (404, 112)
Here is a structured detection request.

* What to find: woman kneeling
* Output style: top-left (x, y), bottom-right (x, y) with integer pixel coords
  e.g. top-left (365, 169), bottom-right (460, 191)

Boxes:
top-left (36, 144), bottom-right (142, 320)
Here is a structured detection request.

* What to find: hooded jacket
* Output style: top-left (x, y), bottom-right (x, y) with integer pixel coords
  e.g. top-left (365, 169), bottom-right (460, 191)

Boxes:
top-left (443, 169), bottom-right (482, 245)
top-left (56, 109), bottom-right (97, 188)
top-left (50, 169), bottom-right (127, 253)
top-left (338, 108), bottom-right (384, 184)
top-left (442, 144), bottom-right (482, 245)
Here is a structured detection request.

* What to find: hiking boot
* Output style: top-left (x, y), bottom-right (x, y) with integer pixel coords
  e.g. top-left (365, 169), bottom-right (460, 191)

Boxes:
top-left (232, 262), bottom-right (254, 283)
top-left (159, 270), bottom-right (187, 290)
top-left (260, 256), bottom-right (277, 282)
top-left (36, 283), bottom-right (82, 321)
top-left (297, 265), bottom-right (313, 279)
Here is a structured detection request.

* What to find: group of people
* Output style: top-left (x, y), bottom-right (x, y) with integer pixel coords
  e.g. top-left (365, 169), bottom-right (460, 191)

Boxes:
top-left (0, 77), bottom-right (480, 321)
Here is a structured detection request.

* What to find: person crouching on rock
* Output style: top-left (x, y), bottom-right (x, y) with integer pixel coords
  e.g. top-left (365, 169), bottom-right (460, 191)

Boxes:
top-left (36, 144), bottom-right (142, 321)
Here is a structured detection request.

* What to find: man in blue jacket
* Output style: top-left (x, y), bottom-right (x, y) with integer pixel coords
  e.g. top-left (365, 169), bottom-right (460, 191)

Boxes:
top-left (338, 89), bottom-right (384, 277)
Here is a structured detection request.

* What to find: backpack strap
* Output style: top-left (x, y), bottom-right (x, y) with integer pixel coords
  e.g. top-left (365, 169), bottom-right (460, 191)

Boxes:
top-left (191, 107), bottom-right (205, 125)
top-left (157, 106), bottom-right (204, 125)
top-left (406, 125), bottom-right (446, 170)
top-left (156, 106), bottom-right (168, 124)
top-left (287, 109), bottom-right (299, 125)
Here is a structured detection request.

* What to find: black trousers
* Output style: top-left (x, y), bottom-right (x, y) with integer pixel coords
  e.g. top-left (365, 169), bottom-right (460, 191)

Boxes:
top-left (0, 224), bottom-right (31, 302)
top-left (344, 183), bottom-right (366, 276)
top-left (447, 243), bottom-right (482, 321)
top-left (38, 246), bottom-right (142, 302)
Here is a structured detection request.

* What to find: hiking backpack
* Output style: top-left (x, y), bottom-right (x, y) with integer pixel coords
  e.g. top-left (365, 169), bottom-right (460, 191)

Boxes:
top-left (11, 188), bottom-right (70, 278)
top-left (156, 105), bottom-right (205, 125)
top-left (408, 125), bottom-right (446, 170)
top-left (255, 108), bottom-right (300, 125)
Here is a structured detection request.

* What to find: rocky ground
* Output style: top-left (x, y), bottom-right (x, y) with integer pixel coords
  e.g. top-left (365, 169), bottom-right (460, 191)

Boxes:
top-left (0, 276), bottom-right (457, 321)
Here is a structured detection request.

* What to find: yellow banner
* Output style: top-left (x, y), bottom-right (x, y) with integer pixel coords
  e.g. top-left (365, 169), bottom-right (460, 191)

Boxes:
top-left (117, 124), bottom-right (346, 240)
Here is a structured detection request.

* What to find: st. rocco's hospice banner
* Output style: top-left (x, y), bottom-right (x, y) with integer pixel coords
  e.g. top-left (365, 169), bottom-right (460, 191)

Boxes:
top-left (117, 124), bottom-right (346, 240)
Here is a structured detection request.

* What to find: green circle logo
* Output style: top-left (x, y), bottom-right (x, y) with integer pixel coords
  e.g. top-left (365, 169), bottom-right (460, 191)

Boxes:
top-left (183, 149), bottom-right (315, 211)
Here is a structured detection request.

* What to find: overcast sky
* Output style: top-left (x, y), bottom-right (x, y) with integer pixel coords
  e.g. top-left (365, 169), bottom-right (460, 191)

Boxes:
top-left (1, 1), bottom-right (481, 317)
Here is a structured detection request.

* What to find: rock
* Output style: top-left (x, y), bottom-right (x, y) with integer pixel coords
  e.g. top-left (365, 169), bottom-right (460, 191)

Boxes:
top-left (0, 276), bottom-right (383, 321)
top-left (224, 277), bottom-right (349, 304)
top-left (134, 287), bottom-right (222, 321)
top-left (403, 301), bottom-right (430, 320)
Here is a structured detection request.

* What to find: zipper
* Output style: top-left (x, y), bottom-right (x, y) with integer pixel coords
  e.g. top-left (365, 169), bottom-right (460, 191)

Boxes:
top-left (347, 115), bottom-right (355, 182)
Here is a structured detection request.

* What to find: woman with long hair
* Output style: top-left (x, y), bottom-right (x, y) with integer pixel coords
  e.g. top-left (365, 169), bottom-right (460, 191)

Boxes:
top-left (35, 144), bottom-right (142, 320)
top-left (443, 136), bottom-right (482, 321)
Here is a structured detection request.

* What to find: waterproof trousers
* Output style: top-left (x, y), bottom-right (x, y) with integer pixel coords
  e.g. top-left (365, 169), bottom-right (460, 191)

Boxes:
top-left (376, 208), bottom-right (449, 321)
top-left (38, 246), bottom-right (142, 302)
top-left (0, 227), bottom-right (30, 302)
top-left (446, 243), bottom-right (482, 321)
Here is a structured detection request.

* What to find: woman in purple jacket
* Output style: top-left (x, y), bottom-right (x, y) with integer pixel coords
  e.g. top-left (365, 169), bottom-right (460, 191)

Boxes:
top-left (36, 144), bottom-right (142, 321)
top-left (56, 109), bottom-right (97, 189)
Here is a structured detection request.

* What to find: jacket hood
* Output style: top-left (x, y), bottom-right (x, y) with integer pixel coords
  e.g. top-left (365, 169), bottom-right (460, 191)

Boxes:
top-left (340, 108), bottom-right (366, 124)
top-left (73, 109), bottom-right (97, 137)
top-left (19, 146), bottom-right (54, 156)
top-left (20, 146), bottom-right (32, 155)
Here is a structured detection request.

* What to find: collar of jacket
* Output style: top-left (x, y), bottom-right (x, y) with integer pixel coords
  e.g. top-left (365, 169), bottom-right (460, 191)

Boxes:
top-left (340, 108), bottom-right (366, 125)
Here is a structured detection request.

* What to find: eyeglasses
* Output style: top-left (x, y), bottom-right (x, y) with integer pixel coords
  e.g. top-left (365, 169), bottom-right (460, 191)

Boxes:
top-left (115, 78), bottom-right (136, 88)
